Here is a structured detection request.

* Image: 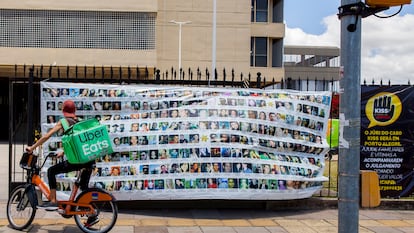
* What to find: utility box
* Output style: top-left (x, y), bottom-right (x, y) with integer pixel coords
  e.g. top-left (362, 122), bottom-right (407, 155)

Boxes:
top-left (360, 170), bottom-right (381, 208)
top-left (365, 0), bottom-right (411, 7)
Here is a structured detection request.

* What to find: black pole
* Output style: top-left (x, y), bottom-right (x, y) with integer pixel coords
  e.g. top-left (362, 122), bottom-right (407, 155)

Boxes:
top-left (8, 79), bottom-right (13, 197)
top-left (27, 66), bottom-right (34, 145)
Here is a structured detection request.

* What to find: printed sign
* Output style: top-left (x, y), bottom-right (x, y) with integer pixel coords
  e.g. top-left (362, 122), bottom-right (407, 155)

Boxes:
top-left (361, 85), bottom-right (414, 198)
top-left (41, 82), bottom-right (332, 200)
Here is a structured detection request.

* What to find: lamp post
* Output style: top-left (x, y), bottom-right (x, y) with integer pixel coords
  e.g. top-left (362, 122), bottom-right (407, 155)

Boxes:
top-left (211, 0), bottom-right (216, 86)
top-left (169, 20), bottom-right (191, 79)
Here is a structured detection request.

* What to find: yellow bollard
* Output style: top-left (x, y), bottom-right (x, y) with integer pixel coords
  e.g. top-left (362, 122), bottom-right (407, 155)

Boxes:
top-left (360, 170), bottom-right (381, 208)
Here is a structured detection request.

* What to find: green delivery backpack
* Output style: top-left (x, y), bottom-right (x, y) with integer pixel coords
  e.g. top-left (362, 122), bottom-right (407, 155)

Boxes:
top-left (60, 118), bottom-right (113, 164)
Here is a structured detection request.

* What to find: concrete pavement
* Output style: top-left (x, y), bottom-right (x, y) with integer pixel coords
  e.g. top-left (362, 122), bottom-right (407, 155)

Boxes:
top-left (3, 143), bottom-right (414, 232)
top-left (1, 204), bottom-right (414, 233)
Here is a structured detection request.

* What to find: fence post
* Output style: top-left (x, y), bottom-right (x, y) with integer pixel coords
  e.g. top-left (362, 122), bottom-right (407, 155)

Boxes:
top-left (101, 66), bottom-right (105, 82)
top-left (119, 66), bottom-right (122, 83)
top-left (156, 69), bottom-right (160, 84)
top-left (223, 68), bottom-right (226, 87)
top-left (206, 68), bottom-right (210, 86)
top-left (128, 66), bottom-right (131, 83)
top-left (27, 66), bottom-right (34, 145)
top-left (84, 65), bottom-right (87, 79)
top-left (231, 69), bottom-right (235, 87)
top-left (49, 65), bottom-right (52, 78)
top-left (75, 65), bottom-right (78, 79)
top-left (256, 72), bottom-right (261, 88)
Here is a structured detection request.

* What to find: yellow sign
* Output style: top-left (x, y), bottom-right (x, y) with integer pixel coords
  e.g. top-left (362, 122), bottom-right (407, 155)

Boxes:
top-left (366, 92), bottom-right (402, 128)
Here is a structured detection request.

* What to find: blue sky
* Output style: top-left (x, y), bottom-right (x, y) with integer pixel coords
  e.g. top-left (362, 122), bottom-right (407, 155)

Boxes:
top-left (285, 0), bottom-right (414, 35)
top-left (285, 0), bottom-right (339, 34)
top-left (284, 1), bottom-right (414, 84)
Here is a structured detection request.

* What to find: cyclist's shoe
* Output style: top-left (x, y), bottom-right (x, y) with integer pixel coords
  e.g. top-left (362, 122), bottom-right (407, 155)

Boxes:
top-left (85, 216), bottom-right (100, 228)
top-left (37, 201), bottom-right (58, 211)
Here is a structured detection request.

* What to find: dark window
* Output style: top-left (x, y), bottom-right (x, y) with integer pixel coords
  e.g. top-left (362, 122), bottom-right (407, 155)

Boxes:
top-left (251, 0), bottom-right (268, 23)
top-left (272, 0), bottom-right (283, 23)
top-left (250, 37), bottom-right (267, 67)
top-left (272, 38), bottom-right (283, 67)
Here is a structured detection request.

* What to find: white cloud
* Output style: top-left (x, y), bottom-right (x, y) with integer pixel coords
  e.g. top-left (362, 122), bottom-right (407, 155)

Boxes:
top-left (285, 14), bottom-right (414, 84)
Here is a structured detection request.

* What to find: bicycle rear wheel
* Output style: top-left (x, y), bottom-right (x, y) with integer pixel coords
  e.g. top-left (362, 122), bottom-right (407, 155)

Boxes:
top-left (7, 185), bottom-right (37, 230)
top-left (74, 195), bottom-right (118, 233)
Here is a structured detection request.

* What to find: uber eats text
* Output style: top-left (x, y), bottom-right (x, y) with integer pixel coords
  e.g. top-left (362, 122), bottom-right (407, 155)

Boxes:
top-left (78, 128), bottom-right (109, 155)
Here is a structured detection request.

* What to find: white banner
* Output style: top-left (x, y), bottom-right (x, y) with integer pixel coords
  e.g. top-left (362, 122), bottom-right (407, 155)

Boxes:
top-left (41, 82), bottom-right (331, 200)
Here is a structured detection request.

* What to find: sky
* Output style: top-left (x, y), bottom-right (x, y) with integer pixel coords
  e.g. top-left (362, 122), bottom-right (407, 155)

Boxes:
top-left (284, 1), bottom-right (414, 84)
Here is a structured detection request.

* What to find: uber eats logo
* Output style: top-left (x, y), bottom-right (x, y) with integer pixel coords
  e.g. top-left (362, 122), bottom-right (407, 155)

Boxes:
top-left (366, 92), bottom-right (402, 128)
top-left (78, 128), bottom-right (110, 155)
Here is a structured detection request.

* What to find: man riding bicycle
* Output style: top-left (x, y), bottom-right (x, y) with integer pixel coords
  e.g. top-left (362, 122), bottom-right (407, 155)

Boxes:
top-left (26, 99), bottom-right (99, 227)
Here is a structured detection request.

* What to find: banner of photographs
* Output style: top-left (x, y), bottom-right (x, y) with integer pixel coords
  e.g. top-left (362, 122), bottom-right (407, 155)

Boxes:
top-left (41, 82), bottom-right (332, 199)
top-left (57, 178), bottom-right (323, 193)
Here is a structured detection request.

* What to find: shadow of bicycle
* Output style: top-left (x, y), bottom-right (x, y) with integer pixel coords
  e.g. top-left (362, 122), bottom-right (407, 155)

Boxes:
top-left (3, 224), bottom-right (84, 233)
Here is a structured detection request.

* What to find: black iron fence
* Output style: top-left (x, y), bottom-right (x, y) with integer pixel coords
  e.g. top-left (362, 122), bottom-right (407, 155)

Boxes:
top-left (8, 64), bottom-right (340, 198)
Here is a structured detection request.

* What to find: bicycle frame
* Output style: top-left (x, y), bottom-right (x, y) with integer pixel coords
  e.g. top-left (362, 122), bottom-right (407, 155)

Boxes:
top-left (25, 154), bottom-right (115, 216)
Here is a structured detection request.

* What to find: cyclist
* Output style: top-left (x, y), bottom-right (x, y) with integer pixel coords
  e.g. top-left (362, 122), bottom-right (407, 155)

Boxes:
top-left (26, 100), bottom-right (99, 227)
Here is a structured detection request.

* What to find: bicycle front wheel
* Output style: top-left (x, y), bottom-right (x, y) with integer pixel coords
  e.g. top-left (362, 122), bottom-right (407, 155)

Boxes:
top-left (7, 185), bottom-right (37, 230)
top-left (74, 198), bottom-right (118, 233)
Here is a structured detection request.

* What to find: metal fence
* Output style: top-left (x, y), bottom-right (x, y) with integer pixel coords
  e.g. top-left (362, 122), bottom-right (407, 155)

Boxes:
top-left (8, 64), bottom-right (339, 197)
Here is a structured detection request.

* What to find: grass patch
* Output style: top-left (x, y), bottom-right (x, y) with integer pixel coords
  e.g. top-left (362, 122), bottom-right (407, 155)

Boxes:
top-left (323, 159), bottom-right (338, 194)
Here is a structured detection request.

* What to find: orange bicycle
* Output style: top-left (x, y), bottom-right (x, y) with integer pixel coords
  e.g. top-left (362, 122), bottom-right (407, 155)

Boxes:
top-left (7, 152), bottom-right (118, 233)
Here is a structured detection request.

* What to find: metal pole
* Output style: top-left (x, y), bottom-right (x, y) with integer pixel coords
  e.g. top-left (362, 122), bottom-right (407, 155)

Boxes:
top-left (8, 80), bottom-right (13, 197)
top-left (27, 67), bottom-right (34, 145)
top-left (339, 0), bottom-right (361, 232)
top-left (170, 20), bottom-right (191, 80)
top-left (178, 23), bottom-right (182, 79)
top-left (211, 0), bottom-right (217, 86)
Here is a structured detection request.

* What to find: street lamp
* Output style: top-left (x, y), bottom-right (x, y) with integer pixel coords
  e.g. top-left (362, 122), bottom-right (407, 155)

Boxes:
top-left (212, 0), bottom-right (216, 86)
top-left (169, 20), bottom-right (191, 79)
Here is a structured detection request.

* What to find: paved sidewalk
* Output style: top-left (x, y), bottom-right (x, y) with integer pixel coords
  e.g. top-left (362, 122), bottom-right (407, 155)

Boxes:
top-left (1, 202), bottom-right (414, 233)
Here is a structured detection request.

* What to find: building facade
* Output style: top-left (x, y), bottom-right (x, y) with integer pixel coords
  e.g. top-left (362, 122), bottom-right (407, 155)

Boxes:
top-left (284, 45), bottom-right (340, 91)
top-left (0, 0), bottom-right (284, 81)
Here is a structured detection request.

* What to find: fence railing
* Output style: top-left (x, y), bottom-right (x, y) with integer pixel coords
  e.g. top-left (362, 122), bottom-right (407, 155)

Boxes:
top-left (10, 64), bottom-right (340, 90)
top-left (9, 64), bottom-right (340, 198)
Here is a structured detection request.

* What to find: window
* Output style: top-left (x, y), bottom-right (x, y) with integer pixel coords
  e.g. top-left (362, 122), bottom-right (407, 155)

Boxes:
top-left (272, 0), bottom-right (283, 23)
top-left (250, 37), bottom-right (267, 67)
top-left (251, 0), bottom-right (268, 23)
top-left (0, 9), bottom-right (156, 50)
top-left (272, 38), bottom-right (283, 67)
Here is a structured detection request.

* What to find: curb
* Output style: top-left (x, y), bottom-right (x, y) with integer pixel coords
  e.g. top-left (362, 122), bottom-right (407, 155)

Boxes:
top-left (115, 197), bottom-right (414, 211)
